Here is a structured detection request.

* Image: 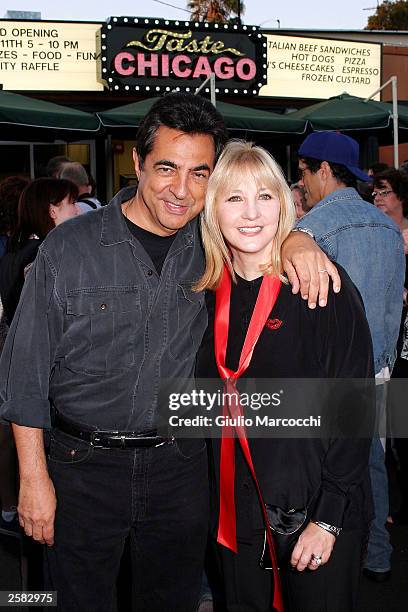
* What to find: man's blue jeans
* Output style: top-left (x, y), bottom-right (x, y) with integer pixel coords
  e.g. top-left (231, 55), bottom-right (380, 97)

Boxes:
top-left (44, 429), bottom-right (209, 611)
top-left (364, 383), bottom-right (393, 572)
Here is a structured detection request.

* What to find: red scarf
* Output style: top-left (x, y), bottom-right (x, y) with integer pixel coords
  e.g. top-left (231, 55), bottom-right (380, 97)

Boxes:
top-left (214, 265), bottom-right (284, 612)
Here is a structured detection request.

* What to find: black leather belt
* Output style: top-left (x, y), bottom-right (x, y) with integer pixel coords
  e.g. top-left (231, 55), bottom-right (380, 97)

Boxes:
top-left (53, 412), bottom-right (173, 449)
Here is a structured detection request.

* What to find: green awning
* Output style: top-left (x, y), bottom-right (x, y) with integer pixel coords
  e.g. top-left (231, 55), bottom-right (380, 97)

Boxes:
top-left (0, 91), bottom-right (100, 132)
top-left (381, 100), bottom-right (408, 130)
top-left (98, 97), bottom-right (307, 134)
top-left (288, 93), bottom-right (408, 132)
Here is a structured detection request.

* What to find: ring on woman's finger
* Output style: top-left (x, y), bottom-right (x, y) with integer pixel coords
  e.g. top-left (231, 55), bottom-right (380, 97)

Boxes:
top-left (310, 554), bottom-right (322, 565)
top-left (318, 269), bottom-right (328, 274)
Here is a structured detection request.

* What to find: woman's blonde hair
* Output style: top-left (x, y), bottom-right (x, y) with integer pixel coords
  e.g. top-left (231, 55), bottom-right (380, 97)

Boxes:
top-left (195, 140), bottom-right (296, 292)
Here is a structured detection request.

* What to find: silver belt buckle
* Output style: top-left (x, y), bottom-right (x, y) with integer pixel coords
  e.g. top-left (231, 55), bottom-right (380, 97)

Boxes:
top-left (90, 429), bottom-right (119, 448)
top-left (154, 435), bottom-right (175, 448)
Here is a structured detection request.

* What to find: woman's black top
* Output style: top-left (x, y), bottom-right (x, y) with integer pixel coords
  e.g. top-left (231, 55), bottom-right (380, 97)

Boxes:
top-left (196, 266), bottom-right (374, 541)
top-left (0, 239), bottom-right (40, 325)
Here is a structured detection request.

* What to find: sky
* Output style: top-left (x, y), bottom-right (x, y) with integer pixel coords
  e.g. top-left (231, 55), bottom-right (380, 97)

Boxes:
top-left (0, 0), bottom-right (377, 30)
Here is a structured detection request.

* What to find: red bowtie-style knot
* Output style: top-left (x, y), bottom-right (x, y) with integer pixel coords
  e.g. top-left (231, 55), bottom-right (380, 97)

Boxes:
top-left (214, 266), bottom-right (284, 612)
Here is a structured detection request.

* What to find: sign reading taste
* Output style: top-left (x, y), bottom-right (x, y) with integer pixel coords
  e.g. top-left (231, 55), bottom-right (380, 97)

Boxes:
top-left (259, 34), bottom-right (381, 100)
top-left (101, 17), bottom-right (267, 95)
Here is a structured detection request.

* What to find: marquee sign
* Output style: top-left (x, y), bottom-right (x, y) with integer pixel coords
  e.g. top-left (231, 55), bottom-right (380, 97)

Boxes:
top-left (0, 20), bottom-right (103, 91)
top-left (259, 34), bottom-right (381, 100)
top-left (101, 17), bottom-right (267, 95)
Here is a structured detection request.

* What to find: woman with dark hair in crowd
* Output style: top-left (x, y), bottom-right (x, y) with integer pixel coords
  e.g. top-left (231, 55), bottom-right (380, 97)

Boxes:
top-left (374, 171), bottom-right (408, 524)
top-left (196, 140), bottom-right (373, 612)
top-left (0, 177), bottom-right (79, 326)
top-left (373, 168), bottom-right (408, 233)
top-left (0, 176), bottom-right (29, 535)
top-left (0, 178), bottom-right (78, 540)
top-left (0, 176), bottom-right (30, 260)
top-left (372, 169), bottom-right (408, 379)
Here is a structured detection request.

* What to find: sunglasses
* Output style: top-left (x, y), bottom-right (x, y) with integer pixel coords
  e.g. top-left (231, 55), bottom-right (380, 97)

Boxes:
top-left (372, 189), bottom-right (394, 198)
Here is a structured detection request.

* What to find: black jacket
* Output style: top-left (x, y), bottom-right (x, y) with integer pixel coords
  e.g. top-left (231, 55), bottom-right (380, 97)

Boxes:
top-left (0, 239), bottom-right (40, 326)
top-left (0, 187), bottom-right (207, 431)
top-left (196, 267), bottom-right (374, 538)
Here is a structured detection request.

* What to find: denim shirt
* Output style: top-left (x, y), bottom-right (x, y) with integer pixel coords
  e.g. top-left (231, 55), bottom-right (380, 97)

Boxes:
top-left (297, 187), bottom-right (405, 372)
top-left (0, 187), bottom-right (207, 431)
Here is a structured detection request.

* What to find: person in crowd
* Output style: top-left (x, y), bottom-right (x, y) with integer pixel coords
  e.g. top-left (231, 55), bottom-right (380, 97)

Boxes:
top-left (371, 169), bottom-right (408, 374)
top-left (372, 168), bottom-right (408, 359)
top-left (0, 176), bottom-right (29, 535)
top-left (0, 415), bottom-right (19, 536)
top-left (373, 168), bottom-right (408, 235)
top-left (399, 160), bottom-right (408, 176)
top-left (196, 140), bottom-right (374, 612)
top-left (296, 132), bottom-right (405, 583)
top-left (359, 162), bottom-right (390, 203)
top-left (0, 177), bottom-right (78, 537)
top-left (0, 176), bottom-right (29, 259)
top-left (290, 182), bottom-right (310, 219)
top-left (0, 93), bottom-right (339, 612)
top-left (45, 155), bottom-right (71, 178)
top-left (87, 172), bottom-right (103, 205)
top-left (367, 162), bottom-right (390, 178)
top-left (373, 169), bottom-right (408, 524)
top-left (0, 178), bottom-right (79, 326)
top-left (59, 161), bottom-right (103, 212)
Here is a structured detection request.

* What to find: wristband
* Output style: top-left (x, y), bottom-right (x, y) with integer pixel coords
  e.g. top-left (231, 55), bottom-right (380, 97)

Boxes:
top-left (313, 520), bottom-right (341, 537)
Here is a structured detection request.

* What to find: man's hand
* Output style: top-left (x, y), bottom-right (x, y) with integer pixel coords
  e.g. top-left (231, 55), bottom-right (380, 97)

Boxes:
top-left (18, 474), bottom-right (56, 546)
top-left (290, 522), bottom-right (335, 572)
top-left (12, 424), bottom-right (56, 546)
top-left (282, 232), bottom-right (341, 308)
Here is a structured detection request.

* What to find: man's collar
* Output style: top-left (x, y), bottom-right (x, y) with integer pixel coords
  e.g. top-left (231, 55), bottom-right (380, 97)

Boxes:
top-left (100, 186), bottom-right (136, 246)
top-left (314, 187), bottom-right (362, 209)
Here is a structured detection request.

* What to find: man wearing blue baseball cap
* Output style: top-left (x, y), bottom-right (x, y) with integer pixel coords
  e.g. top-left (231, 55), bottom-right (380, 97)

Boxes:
top-left (296, 131), bottom-right (405, 584)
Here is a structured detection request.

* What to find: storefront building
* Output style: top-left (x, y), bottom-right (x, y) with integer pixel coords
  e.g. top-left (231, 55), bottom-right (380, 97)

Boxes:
top-left (0, 16), bottom-right (406, 200)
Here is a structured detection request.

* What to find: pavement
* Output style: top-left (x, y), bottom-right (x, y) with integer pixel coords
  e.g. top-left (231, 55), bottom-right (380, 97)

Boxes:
top-left (1, 522), bottom-right (408, 611)
top-left (358, 523), bottom-right (408, 611)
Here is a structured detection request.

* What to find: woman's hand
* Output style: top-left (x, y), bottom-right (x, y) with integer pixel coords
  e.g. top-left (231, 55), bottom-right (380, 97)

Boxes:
top-left (281, 232), bottom-right (341, 308)
top-left (290, 522), bottom-right (336, 572)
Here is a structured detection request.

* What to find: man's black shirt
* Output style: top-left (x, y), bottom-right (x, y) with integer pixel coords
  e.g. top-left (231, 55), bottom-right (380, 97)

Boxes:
top-left (124, 216), bottom-right (176, 274)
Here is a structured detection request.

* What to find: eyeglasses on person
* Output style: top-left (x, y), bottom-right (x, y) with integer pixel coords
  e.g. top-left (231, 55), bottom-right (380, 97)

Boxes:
top-left (372, 189), bottom-right (394, 198)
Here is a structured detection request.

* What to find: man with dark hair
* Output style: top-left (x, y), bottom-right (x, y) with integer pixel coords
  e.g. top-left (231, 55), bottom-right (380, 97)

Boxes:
top-left (297, 131), bottom-right (405, 584)
top-left (135, 92), bottom-right (227, 165)
top-left (0, 94), bottom-right (337, 611)
top-left (367, 162), bottom-right (390, 177)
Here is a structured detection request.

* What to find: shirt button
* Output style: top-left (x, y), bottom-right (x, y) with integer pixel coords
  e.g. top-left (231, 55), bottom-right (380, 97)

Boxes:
top-left (147, 270), bottom-right (153, 276)
top-left (100, 303), bottom-right (108, 310)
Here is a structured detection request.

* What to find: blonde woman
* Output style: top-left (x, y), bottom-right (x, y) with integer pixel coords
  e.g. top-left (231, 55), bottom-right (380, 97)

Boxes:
top-left (195, 141), bottom-right (374, 612)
